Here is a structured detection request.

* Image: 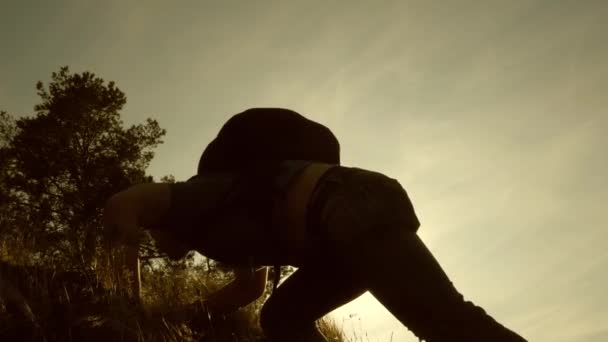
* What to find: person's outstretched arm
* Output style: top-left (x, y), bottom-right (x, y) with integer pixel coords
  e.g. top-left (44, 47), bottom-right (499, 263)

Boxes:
top-left (103, 182), bottom-right (269, 312)
top-left (204, 266), bottom-right (269, 313)
top-left (103, 183), bottom-right (172, 301)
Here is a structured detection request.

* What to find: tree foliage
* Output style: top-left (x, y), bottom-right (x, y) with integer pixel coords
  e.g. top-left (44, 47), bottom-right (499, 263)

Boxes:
top-left (2, 66), bottom-right (166, 268)
top-left (0, 111), bottom-right (18, 248)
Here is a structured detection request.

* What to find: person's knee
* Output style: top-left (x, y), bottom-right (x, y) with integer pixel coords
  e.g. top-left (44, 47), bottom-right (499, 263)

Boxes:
top-left (349, 171), bottom-right (420, 234)
top-left (371, 174), bottom-right (420, 233)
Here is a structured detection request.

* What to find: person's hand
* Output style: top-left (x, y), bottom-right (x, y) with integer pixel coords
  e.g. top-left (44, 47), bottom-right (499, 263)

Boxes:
top-left (192, 299), bottom-right (215, 318)
top-left (177, 299), bottom-right (225, 331)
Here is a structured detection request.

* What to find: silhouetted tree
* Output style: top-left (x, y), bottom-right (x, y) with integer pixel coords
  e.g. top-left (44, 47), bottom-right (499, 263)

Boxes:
top-left (0, 111), bottom-right (19, 254)
top-left (1, 67), bottom-right (165, 269)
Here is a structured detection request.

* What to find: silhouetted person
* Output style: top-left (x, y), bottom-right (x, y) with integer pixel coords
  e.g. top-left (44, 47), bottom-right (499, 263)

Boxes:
top-left (103, 108), bottom-right (527, 341)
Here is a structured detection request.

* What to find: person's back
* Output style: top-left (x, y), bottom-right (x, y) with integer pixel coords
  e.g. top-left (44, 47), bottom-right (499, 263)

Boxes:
top-left (190, 108), bottom-right (342, 288)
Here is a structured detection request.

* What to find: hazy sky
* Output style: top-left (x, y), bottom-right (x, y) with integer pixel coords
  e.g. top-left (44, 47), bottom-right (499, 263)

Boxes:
top-left (2, 1), bottom-right (607, 341)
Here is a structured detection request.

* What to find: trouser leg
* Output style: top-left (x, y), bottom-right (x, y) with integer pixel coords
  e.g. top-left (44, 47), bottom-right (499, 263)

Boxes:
top-left (259, 262), bottom-right (367, 342)
top-left (315, 167), bottom-right (527, 341)
top-left (355, 228), bottom-right (527, 341)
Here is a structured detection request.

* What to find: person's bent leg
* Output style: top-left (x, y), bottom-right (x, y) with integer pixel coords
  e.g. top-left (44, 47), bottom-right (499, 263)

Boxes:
top-left (316, 168), bottom-right (527, 341)
top-left (361, 229), bottom-right (527, 341)
top-left (259, 264), bottom-right (366, 342)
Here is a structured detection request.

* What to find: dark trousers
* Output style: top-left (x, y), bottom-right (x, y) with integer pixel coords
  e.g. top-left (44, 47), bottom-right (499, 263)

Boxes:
top-left (260, 167), bottom-right (527, 342)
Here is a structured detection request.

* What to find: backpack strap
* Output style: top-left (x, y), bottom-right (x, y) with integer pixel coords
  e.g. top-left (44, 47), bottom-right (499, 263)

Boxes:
top-left (270, 161), bottom-right (312, 292)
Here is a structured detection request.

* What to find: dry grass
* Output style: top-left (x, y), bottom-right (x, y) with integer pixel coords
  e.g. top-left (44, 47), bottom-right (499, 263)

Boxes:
top-left (0, 249), bottom-right (348, 342)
